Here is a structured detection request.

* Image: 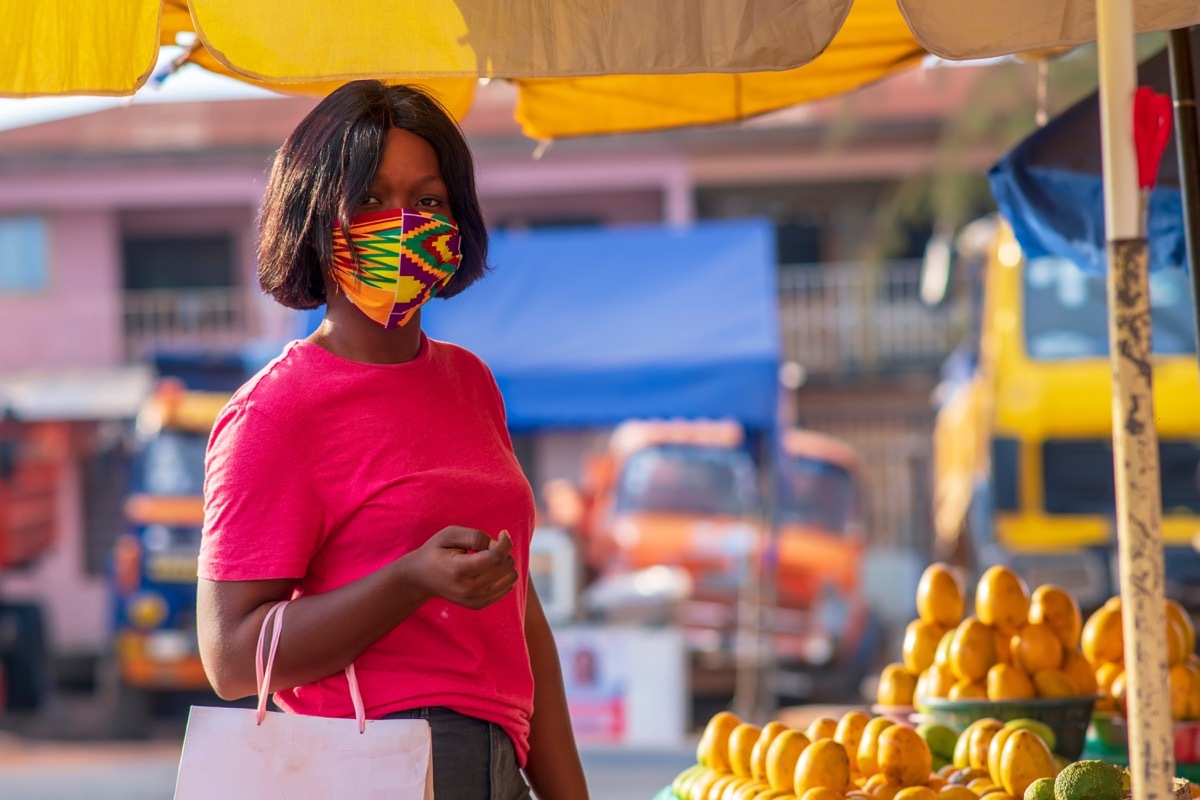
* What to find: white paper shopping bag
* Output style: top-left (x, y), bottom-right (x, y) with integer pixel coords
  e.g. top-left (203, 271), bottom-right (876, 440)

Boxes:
top-left (174, 601), bottom-right (433, 799)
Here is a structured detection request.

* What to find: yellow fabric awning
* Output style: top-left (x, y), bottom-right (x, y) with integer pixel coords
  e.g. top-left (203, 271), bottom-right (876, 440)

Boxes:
top-left (3, 0), bottom-right (1199, 138)
top-left (513, 0), bottom-right (925, 139)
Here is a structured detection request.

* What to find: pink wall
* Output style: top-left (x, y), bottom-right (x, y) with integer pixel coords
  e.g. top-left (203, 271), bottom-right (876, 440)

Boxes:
top-left (0, 209), bottom-right (123, 372)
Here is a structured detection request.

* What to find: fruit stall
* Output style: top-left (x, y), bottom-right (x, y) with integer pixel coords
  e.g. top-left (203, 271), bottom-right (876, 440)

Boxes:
top-left (659, 563), bottom-right (1200, 800)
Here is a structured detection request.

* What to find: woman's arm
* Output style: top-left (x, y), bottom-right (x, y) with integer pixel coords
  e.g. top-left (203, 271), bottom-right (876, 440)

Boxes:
top-left (197, 526), bottom-right (517, 701)
top-left (522, 579), bottom-right (589, 799)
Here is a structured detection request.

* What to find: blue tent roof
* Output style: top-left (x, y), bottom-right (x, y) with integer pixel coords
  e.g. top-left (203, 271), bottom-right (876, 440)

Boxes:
top-left (988, 37), bottom-right (1192, 275)
top-left (420, 219), bottom-right (781, 432)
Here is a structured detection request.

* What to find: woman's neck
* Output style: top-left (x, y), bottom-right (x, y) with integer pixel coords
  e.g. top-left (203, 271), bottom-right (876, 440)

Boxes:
top-left (308, 301), bottom-right (423, 365)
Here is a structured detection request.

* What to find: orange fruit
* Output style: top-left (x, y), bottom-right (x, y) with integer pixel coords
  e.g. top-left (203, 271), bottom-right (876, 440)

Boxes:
top-left (1081, 606), bottom-right (1124, 666)
top-left (922, 663), bottom-right (958, 700)
top-left (1028, 585), bottom-right (1082, 648)
top-left (1032, 669), bottom-right (1077, 698)
top-left (1060, 648), bottom-right (1099, 696)
top-left (949, 678), bottom-right (989, 700)
top-left (877, 725), bottom-right (933, 788)
top-left (917, 564), bottom-right (966, 629)
top-left (975, 567), bottom-right (1030, 633)
top-left (1169, 664), bottom-right (1193, 720)
top-left (807, 717), bottom-right (839, 743)
top-left (878, 663), bottom-right (919, 707)
top-left (1166, 599), bottom-right (1196, 656)
top-left (895, 788), bottom-right (939, 800)
top-left (1110, 671), bottom-right (1129, 714)
top-left (949, 617), bottom-right (998, 681)
top-left (986, 663), bottom-right (1035, 700)
top-left (1096, 660), bottom-right (1123, 695)
top-left (1168, 616), bottom-right (1191, 667)
top-left (904, 619), bottom-right (948, 675)
top-left (1011, 623), bottom-right (1065, 674)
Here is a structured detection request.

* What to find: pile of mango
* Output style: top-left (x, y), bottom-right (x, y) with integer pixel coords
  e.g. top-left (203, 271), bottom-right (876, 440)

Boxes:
top-left (1084, 596), bottom-right (1200, 720)
top-left (938, 717), bottom-right (1065, 798)
top-left (671, 708), bottom-right (1192, 800)
top-left (676, 708), bottom-right (979, 800)
top-left (877, 564), bottom-right (1099, 707)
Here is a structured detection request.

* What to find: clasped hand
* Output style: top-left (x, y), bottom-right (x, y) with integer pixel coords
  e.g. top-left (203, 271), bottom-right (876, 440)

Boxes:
top-left (408, 526), bottom-right (518, 610)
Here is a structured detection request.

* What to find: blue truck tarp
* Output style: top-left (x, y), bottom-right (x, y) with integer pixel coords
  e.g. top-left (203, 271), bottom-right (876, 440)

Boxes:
top-left (987, 34), bottom-right (1194, 275)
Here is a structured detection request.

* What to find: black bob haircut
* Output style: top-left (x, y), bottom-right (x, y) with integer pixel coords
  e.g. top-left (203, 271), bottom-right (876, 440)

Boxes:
top-left (257, 81), bottom-right (488, 309)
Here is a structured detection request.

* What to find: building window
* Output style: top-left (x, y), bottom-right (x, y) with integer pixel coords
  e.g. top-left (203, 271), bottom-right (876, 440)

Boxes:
top-left (0, 216), bottom-right (49, 293)
top-left (122, 234), bottom-right (235, 290)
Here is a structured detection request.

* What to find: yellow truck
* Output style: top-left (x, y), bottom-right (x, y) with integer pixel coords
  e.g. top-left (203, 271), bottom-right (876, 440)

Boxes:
top-left (933, 217), bottom-right (1200, 610)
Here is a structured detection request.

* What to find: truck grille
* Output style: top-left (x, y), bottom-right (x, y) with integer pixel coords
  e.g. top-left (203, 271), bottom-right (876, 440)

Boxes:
top-left (1042, 439), bottom-right (1200, 514)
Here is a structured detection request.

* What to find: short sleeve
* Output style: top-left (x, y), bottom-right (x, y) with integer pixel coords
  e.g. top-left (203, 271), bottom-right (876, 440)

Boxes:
top-left (198, 401), bottom-right (326, 581)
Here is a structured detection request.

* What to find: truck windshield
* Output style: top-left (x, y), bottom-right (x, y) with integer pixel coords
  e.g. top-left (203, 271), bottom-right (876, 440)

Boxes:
top-left (1024, 256), bottom-right (1197, 359)
top-left (778, 456), bottom-right (857, 533)
top-left (614, 444), bottom-right (757, 517)
top-left (137, 431), bottom-right (208, 496)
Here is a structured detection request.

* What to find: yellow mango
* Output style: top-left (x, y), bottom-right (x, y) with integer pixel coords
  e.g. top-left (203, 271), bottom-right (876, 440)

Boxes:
top-left (834, 711), bottom-right (872, 771)
top-left (1060, 649), bottom-right (1099, 696)
top-left (975, 566), bottom-right (1030, 633)
top-left (878, 724), bottom-right (933, 788)
top-left (752, 722), bottom-right (792, 781)
top-left (806, 717), bottom-right (839, 743)
top-left (729, 724), bottom-right (764, 778)
top-left (794, 739), bottom-right (852, 795)
top-left (905, 619), bottom-right (949, 674)
top-left (986, 726), bottom-right (1017, 787)
top-left (1032, 669), bottom-right (1076, 698)
top-left (878, 663), bottom-right (919, 707)
top-left (986, 663), bottom-right (1035, 701)
top-left (857, 717), bottom-right (896, 777)
top-left (1011, 623), bottom-right (1065, 674)
top-left (1028, 585), bottom-right (1082, 648)
top-left (699, 711), bottom-right (743, 771)
top-left (765, 730), bottom-right (811, 792)
top-left (953, 719), bottom-right (1002, 769)
top-left (949, 617), bottom-right (998, 682)
top-left (966, 719), bottom-right (1006, 771)
top-left (917, 563), bottom-right (966, 628)
top-left (998, 730), bottom-right (1057, 797)
top-left (1081, 606), bottom-right (1124, 666)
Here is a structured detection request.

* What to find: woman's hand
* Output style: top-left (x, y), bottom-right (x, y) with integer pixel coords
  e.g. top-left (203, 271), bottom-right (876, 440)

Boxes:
top-left (406, 526), bottom-right (518, 610)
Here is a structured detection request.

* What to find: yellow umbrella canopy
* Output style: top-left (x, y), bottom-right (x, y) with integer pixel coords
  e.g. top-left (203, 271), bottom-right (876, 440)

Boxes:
top-left (5, 0), bottom-right (1197, 138)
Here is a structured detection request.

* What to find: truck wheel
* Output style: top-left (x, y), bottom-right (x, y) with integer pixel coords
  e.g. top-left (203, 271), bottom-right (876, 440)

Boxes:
top-left (0, 602), bottom-right (49, 712)
top-left (111, 679), bottom-right (154, 739)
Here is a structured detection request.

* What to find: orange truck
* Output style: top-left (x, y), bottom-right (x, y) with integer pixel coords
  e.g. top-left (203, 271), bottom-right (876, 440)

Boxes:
top-left (573, 418), bottom-right (878, 703)
top-left (0, 415), bottom-right (64, 715)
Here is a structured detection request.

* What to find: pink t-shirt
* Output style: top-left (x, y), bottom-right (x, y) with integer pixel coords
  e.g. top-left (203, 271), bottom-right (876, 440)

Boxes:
top-left (198, 335), bottom-right (535, 764)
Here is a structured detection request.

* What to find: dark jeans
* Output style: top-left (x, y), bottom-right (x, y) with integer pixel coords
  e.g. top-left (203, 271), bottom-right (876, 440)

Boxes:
top-left (383, 707), bottom-right (531, 800)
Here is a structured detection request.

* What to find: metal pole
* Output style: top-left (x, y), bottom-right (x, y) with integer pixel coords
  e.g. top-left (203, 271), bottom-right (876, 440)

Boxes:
top-left (1167, 29), bottom-right (1200, 354)
top-left (1097, 2), bottom-right (1175, 799)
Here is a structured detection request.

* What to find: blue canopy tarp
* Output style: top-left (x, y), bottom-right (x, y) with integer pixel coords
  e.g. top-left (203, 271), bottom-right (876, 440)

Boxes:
top-left (987, 34), bottom-right (1193, 275)
top-left (420, 219), bottom-right (781, 432)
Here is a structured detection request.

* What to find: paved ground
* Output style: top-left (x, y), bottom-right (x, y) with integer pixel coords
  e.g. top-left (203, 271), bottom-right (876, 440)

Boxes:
top-left (0, 735), bottom-right (697, 799)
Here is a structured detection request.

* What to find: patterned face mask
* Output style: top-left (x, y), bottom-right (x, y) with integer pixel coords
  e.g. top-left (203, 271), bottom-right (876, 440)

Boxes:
top-left (330, 208), bottom-right (462, 329)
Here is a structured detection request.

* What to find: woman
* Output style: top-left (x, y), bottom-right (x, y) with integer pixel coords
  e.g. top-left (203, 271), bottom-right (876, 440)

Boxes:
top-left (196, 80), bottom-right (589, 800)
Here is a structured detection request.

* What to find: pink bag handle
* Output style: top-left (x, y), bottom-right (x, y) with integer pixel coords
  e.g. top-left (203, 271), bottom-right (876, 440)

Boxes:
top-left (254, 599), bottom-right (367, 733)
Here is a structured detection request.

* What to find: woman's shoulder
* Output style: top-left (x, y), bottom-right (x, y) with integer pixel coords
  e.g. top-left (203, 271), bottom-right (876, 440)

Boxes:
top-left (427, 336), bottom-right (495, 381)
top-left (222, 340), bottom-right (319, 415)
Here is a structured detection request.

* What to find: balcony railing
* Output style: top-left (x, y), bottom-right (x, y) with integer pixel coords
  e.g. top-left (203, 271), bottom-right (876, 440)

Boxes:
top-left (778, 259), bottom-right (961, 378)
top-left (123, 288), bottom-right (251, 360)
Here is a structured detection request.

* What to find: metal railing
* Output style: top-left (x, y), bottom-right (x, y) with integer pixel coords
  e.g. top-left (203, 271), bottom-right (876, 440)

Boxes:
top-left (122, 288), bottom-right (251, 359)
top-left (778, 259), bottom-right (961, 377)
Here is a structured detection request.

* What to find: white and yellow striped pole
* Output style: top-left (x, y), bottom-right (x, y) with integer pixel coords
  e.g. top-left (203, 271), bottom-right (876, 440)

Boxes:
top-left (1096, 1), bottom-right (1175, 798)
